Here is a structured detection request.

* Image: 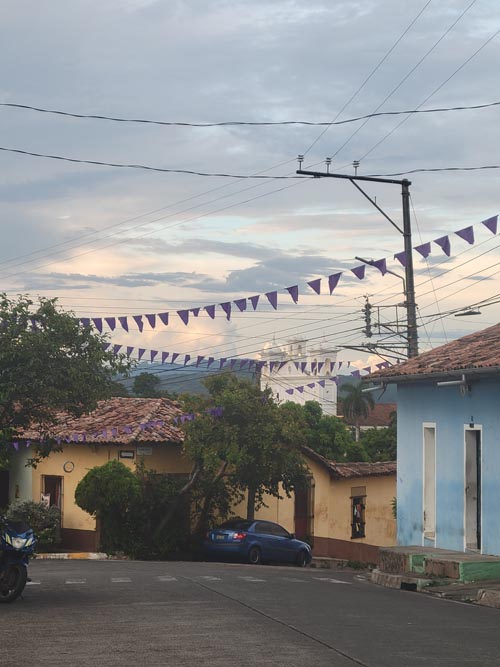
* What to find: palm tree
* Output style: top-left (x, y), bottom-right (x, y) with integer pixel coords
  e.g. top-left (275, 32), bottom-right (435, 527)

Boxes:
top-left (339, 382), bottom-right (375, 442)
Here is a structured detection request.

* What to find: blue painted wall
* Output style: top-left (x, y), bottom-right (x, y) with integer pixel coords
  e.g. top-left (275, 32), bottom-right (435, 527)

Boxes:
top-left (396, 377), bottom-right (500, 555)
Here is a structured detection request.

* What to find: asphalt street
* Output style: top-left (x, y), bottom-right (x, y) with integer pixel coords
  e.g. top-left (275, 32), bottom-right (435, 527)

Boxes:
top-left (1, 559), bottom-right (499, 666)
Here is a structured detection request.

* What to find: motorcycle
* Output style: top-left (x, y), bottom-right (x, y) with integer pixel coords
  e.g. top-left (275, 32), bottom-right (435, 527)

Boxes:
top-left (0, 515), bottom-right (37, 602)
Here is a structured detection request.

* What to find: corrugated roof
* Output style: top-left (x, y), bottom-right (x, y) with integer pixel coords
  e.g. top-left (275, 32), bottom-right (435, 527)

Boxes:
top-left (369, 322), bottom-right (500, 380)
top-left (20, 397), bottom-right (185, 445)
top-left (302, 446), bottom-right (396, 479)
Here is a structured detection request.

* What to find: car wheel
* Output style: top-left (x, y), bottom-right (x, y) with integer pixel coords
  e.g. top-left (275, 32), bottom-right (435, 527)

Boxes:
top-left (296, 550), bottom-right (308, 568)
top-left (248, 546), bottom-right (262, 565)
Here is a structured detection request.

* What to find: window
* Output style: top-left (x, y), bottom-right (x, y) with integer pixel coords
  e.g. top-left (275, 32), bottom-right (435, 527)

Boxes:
top-left (351, 487), bottom-right (366, 539)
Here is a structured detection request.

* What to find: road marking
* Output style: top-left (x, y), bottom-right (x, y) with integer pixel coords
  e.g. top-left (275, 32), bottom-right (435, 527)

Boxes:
top-left (111, 577), bottom-right (132, 583)
top-left (281, 577), bottom-right (307, 583)
top-left (65, 579), bottom-right (87, 585)
top-left (238, 576), bottom-right (266, 582)
top-left (199, 576), bottom-right (222, 581)
top-left (157, 575), bottom-right (177, 582)
top-left (313, 577), bottom-right (352, 585)
top-left (26, 581), bottom-right (41, 585)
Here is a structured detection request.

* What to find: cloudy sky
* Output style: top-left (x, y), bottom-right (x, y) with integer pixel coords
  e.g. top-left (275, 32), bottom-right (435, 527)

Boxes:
top-left (1, 0), bottom-right (500, 375)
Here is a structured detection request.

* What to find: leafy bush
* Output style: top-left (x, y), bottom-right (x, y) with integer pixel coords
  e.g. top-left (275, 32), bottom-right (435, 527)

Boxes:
top-left (6, 500), bottom-right (61, 550)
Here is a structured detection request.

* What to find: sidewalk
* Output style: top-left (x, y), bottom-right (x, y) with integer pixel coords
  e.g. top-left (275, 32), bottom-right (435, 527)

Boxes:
top-left (35, 551), bottom-right (109, 560)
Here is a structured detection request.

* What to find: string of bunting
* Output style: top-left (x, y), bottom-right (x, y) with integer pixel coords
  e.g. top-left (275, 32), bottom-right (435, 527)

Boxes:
top-left (8, 407), bottom-right (224, 450)
top-left (101, 342), bottom-right (363, 374)
top-left (80, 214), bottom-right (497, 333)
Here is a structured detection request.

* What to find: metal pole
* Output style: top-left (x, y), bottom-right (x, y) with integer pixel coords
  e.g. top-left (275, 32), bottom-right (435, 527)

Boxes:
top-left (401, 180), bottom-right (418, 357)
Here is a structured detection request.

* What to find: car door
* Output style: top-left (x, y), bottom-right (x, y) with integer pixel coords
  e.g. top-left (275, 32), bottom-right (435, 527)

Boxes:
top-left (268, 522), bottom-right (298, 563)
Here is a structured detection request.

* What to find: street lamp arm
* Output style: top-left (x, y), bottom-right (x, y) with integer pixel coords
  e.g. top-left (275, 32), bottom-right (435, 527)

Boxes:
top-left (349, 179), bottom-right (404, 235)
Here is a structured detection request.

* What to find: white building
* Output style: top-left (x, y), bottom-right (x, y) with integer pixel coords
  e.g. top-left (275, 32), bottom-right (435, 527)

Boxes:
top-left (260, 338), bottom-right (339, 415)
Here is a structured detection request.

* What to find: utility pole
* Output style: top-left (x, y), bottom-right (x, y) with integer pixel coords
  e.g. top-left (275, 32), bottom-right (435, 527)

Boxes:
top-left (297, 159), bottom-right (419, 358)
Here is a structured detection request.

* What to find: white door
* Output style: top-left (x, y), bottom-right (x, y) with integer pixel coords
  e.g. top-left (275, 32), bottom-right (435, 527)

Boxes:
top-left (423, 426), bottom-right (436, 540)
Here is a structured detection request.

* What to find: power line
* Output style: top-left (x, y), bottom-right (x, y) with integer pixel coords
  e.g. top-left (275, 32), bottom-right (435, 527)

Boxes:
top-left (4, 98), bottom-right (499, 128)
top-left (370, 165), bottom-right (500, 176)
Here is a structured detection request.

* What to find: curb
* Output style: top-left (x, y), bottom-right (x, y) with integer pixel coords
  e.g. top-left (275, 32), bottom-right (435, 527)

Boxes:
top-left (476, 589), bottom-right (500, 609)
top-left (35, 552), bottom-right (109, 560)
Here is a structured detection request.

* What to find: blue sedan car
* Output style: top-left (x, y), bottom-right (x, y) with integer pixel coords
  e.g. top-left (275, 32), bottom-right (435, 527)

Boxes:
top-left (203, 518), bottom-right (312, 567)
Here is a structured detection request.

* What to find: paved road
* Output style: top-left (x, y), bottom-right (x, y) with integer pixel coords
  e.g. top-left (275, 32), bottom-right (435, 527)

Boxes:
top-left (1, 559), bottom-right (499, 666)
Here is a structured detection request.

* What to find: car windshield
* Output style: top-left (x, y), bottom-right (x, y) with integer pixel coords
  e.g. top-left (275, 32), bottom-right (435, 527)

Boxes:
top-left (218, 519), bottom-right (253, 531)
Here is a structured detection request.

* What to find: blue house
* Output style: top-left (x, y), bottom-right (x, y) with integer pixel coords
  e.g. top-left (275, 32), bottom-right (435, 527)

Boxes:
top-left (369, 324), bottom-right (500, 556)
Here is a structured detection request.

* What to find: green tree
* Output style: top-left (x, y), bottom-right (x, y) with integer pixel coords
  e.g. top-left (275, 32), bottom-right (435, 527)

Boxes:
top-left (339, 382), bottom-right (375, 442)
top-left (0, 294), bottom-right (129, 468)
top-left (75, 460), bottom-right (140, 553)
top-left (132, 372), bottom-right (161, 397)
top-left (361, 411), bottom-right (397, 461)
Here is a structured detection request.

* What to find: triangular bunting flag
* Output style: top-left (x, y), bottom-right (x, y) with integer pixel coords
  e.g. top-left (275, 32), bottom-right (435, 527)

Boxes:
top-left (138, 348), bottom-right (146, 361)
top-left (296, 386), bottom-right (304, 393)
top-left (150, 350), bottom-right (158, 363)
top-left (145, 314), bottom-right (156, 329)
top-left (158, 312), bottom-right (169, 326)
top-left (265, 291), bottom-right (278, 310)
top-left (112, 344), bottom-right (122, 355)
top-left (234, 298), bottom-right (247, 312)
top-left (196, 356), bottom-right (205, 367)
top-left (219, 358), bottom-right (227, 369)
top-left (126, 346), bottom-right (134, 357)
top-left (102, 342), bottom-right (111, 351)
top-left (285, 388), bottom-right (294, 395)
top-left (455, 226), bottom-right (474, 245)
top-left (249, 295), bottom-right (260, 310)
top-left (207, 357), bottom-right (215, 368)
top-left (133, 315), bottom-right (144, 332)
top-left (220, 302), bottom-right (232, 320)
top-left (414, 243), bottom-right (431, 259)
top-left (92, 318), bottom-right (103, 333)
top-left (105, 317), bottom-right (116, 331)
top-left (171, 353), bottom-right (180, 364)
top-left (307, 278), bottom-right (321, 295)
top-left (372, 258), bottom-right (387, 275)
top-left (394, 250), bottom-right (407, 267)
top-left (184, 354), bottom-right (191, 366)
top-left (161, 352), bottom-right (169, 363)
top-left (177, 310), bottom-right (189, 325)
top-left (80, 318), bottom-right (91, 328)
top-left (118, 316), bottom-right (129, 332)
top-left (286, 285), bottom-right (299, 303)
top-left (482, 215), bottom-right (498, 234)
top-left (191, 308), bottom-right (200, 317)
top-left (328, 273), bottom-right (342, 294)
top-left (318, 380), bottom-right (326, 387)
top-left (434, 235), bottom-right (451, 256)
top-left (351, 265), bottom-right (366, 280)
top-left (205, 304), bottom-right (216, 319)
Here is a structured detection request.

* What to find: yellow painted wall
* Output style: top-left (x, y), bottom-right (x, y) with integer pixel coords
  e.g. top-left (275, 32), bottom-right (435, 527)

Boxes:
top-left (231, 486), bottom-right (295, 533)
top-left (33, 444), bottom-right (191, 532)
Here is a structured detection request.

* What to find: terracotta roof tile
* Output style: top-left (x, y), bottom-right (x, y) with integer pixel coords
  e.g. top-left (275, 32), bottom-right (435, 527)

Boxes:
top-left (338, 402), bottom-right (396, 427)
top-left (21, 397), bottom-right (185, 445)
top-left (302, 446), bottom-right (396, 479)
top-left (369, 323), bottom-right (500, 380)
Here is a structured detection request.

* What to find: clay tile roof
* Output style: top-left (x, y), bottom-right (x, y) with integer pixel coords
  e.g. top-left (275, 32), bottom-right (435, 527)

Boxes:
top-left (338, 402), bottom-right (396, 427)
top-left (369, 322), bottom-right (500, 381)
top-left (301, 446), bottom-right (396, 479)
top-left (21, 397), bottom-right (185, 445)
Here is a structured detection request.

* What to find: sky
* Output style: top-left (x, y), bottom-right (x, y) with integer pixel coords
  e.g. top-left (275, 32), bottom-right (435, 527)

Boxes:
top-left (1, 0), bottom-right (500, 382)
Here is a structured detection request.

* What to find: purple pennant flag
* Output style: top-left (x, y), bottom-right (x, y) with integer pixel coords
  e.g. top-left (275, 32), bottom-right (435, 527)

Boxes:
top-left (285, 388), bottom-right (294, 395)
top-left (92, 318), bottom-right (103, 333)
top-left (177, 310), bottom-right (189, 325)
top-left (338, 361), bottom-right (343, 369)
top-left (318, 380), bottom-right (326, 387)
top-left (207, 357), bottom-right (215, 368)
top-left (220, 302), bottom-right (232, 320)
top-left (414, 242), bottom-right (431, 259)
top-left (219, 358), bottom-right (227, 369)
top-left (234, 298), bottom-right (247, 312)
top-left (112, 344), bottom-right (122, 355)
top-left (376, 362), bottom-right (386, 369)
top-left (145, 314), bottom-right (156, 329)
top-left (172, 352), bottom-right (180, 364)
top-left (351, 265), bottom-right (366, 280)
top-left (294, 362), bottom-right (300, 371)
top-left (296, 386), bottom-right (304, 394)
top-left (317, 362), bottom-right (324, 373)
top-left (230, 359), bottom-right (237, 370)
top-left (394, 250), bottom-right (407, 267)
top-left (307, 382), bottom-right (316, 389)
top-left (205, 304), bottom-right (216, 319)
top-left (158, 312), bottom-right (169, 326)
top-left (126, 346), bottom-right (134, 357)
top-left (455, 226), bottom-right (474, 245)
top-left (255, 361), bottom-right (266, 372)
top-left (372, 258), bottom-right (387, 275)
top-left (249, 295), bottom-right (260, 310)
top-left (363, 366), bottom-right (371, 373)
top-left (138, 348), bottom-right (146, 361)
top-left (105, 317), bottom-right (116, 331)
top-left (150, 350), bottom-right (158, 363)
top-left (265, 291), bottom-right (278, 310)
top-left (196, 356), bottom-right (204, 367)
top-left (133, 315), bottom-right (144, 332)
top-left (311, 362), bottom-right (317, 374)
top-left (161, 351), bottom-right (169, 363)
top-left (351, 369), bottom-right (361, 378)
top-left (102, 342), bottom-right (111, 351)
top-left (191, 308), bottom-right (200, 317)
top-left (80, 317), bottom-right (91, 328)
top-left (286, 285), bottom-right (299, 303)
top-left (184, 354), bottom-right (191, 366)
top-left (434, 235), bottom-right (451, 256)
top-left (307, 278), bottom-right (321, 295)
top-left (331, 376), bottom-right (340, 385)
top-left (269, 361), bottom-right (277, 373)
top-left (300, 362), bottom-right (307, 373)
top-left (482, 215), bottom-right (498, 234)
top-left (278, 361), bottom-right (287, 371)
top-left (118, 316), bottom-right (129, 332)
top-left (239, 359), bottom-right (248, 369)
top-left (328, 273), bottom-right (342, 295)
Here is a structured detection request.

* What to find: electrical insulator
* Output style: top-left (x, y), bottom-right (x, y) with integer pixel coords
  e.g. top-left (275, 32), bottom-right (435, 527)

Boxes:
top-left (363, 301), bottom-right (373, 338)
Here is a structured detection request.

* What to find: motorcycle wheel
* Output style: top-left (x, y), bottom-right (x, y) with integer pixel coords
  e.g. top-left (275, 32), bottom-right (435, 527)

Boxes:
top-left (0, 563), bottom-right (27, 603)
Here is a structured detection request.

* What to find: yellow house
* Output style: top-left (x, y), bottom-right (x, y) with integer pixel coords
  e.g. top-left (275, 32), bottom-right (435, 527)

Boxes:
top-left (5, 398), bottom-right (396, 562)
top-left (7, 397), bottom-right (190, 551)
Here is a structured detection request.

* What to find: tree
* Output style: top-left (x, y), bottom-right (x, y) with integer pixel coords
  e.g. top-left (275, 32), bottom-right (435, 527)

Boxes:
top-left (132, 372), bottom-right (161, 397)
top-left (361, 411), bottom-right (397, 461)
top-left (182, 373), bottom-right (307, 529)
top-left (0, 294), bottom-right (129, 467)
top-left (339, 382), bottom-right (375, 442)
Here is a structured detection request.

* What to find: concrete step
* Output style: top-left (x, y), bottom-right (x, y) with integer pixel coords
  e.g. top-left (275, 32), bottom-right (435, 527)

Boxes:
top-left (371, 568), bottom-right (444, 591)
